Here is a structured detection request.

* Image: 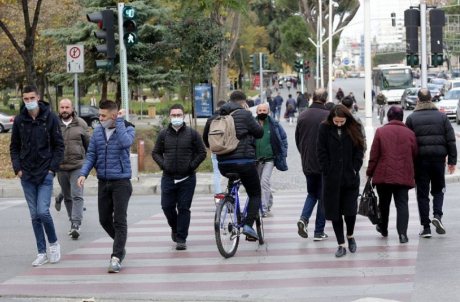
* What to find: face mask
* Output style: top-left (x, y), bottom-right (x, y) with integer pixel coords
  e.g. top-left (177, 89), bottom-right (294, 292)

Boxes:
top-left (171, 117), bottom-right (184, 127)
top-left (100, 119), bottom-right (114, 129)
top-left (25, 101), bottom-right (38, 111)
top-left (257, 113), bottom-right (268, 120)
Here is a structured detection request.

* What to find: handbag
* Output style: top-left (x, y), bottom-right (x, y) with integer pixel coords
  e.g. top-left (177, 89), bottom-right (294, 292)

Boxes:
top-left (358, 178), bottom-right (381, 225)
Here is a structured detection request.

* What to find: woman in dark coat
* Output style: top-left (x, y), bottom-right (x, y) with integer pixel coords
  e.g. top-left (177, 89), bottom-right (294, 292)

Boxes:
top-left (366, 106), bottom-right (418, 244)
top-left (317, 104), bottom-right (365, 257)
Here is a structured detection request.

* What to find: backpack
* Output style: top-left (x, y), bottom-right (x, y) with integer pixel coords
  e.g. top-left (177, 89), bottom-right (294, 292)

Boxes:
top-left (208, 110), bottom-right (240, 155)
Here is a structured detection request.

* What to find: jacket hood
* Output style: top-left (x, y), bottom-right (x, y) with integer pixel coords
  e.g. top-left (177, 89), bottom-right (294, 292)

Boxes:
top-left (414, 101), bottom-right (438, 111)
top-left (219, 102), bottom-right (243, 115)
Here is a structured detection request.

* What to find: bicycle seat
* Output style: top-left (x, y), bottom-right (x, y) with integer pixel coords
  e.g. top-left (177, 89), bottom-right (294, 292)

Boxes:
top-left (224, 173), bottom-right (240, 181)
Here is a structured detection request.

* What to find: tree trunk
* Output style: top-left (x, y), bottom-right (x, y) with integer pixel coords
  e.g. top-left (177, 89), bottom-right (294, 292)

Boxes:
top-left (101, 80), bottom-right (108, 101)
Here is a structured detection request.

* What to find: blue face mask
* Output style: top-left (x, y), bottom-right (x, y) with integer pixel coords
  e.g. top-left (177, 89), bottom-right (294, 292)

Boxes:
top-left (25, 101), bottom-right (38, 111)
top-left (171, 117), bottom-right (184, 127)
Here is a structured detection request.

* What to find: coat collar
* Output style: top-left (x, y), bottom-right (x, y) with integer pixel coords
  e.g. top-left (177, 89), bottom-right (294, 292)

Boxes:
top-left (414, 101), bottom-right (438, 111)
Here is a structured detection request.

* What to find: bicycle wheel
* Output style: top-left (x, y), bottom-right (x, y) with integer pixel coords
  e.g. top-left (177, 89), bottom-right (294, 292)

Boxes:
top-left (379, 107), bottom-right (385, 125)
top-left (214, 199), bottom-right (239, 258)
top-left (255, 214), bottom-right (264, 245)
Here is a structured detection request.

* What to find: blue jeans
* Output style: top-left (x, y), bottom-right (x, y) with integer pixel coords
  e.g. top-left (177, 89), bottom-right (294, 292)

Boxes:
top-left (21, 173), bottom-right (58, 254)
top-left (161, 174), bottom-right (197, 243)
top-left (300, 173), bottom-right (326, 234)
top-left (211, 153), bottom-right (222, 194)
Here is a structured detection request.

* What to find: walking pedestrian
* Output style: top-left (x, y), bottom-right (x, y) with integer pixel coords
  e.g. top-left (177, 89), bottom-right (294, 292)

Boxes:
top-left (406, 88), bottom-right (457, 238)
top-left (255, 103), bottom-right (288, 216)
top-left (77, 100), bottom-right (135, 273)
top-left (366, 106), bottom-right (418, 243)
top-left (285, 94), bottom-right (296, 125)
top-left (296, 91), bottom-right (309, 114)
top-left (10, 85), bottom-right (64, 266)
top-left (317, 104), bottom-right (365, 257)
top-left (56, 99), bottom-right (90, 240)
top-left (296, 88), bottom-right (329, 241)
top-left (152, 104), bottom-right (207, 251)
top-left (203, 90), bottom-right (263, 240)
top-left (273, 91), bottom-right (284, 121)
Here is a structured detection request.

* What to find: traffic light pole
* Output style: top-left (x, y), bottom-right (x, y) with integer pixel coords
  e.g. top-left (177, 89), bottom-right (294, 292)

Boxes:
top-left (117, 2), bottom-right (130, 122)
top-left (259, 52), bottom-right (264, 103)
top-left (420, 1), bottom-right (428, 89)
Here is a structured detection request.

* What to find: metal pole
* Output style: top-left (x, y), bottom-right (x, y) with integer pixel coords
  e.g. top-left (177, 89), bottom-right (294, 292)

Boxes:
top-left (319, 0), bottom-right (324, 88)
top-left (300, 71), bottom-right (305, 94)
top-left (328, 0), bottom-right (333, 102)
top-left (364, 0), bottom-right (374, 166)
top-left (420, 1), bottom-right (428, 89)
top-left (118, 2), bottom-right (130, 122)
top-left (259, 52), bottom-right (264, 102)
top-left (74, 73), bottom-right (79, 115)
top-left (316, 22), bottom-right (320, 88)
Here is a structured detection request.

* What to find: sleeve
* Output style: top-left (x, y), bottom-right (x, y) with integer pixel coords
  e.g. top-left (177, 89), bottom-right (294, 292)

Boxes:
top-left (444, 115), bottom-right (457, 165)
top-left (295, 123), bottom-right (301, 153)
top-left (245, 111), bottom-right (264, 139)
top-left (80, 118), bottom-right (91, 152)
top-left (278, 123), bottom-right (288, 157)
top-left (202, 117), bottom-right (212, 148)
top-left (49, 114), bottom-right (65, 173)
top-left (9, 119), bottom-right (21, 174)
top-left (316, 124), bottom-right (329, 173)
top-left (152, 130), bottom-right (166, 170)
top-left (190, 129), bottom-right (207, 171)
top-left (352, 133), bottom-right (365, 173)
top-left (115, 118), bottom-right (135, 149)
top-left (366, 130), bottom-right (381, 177)
top-left (80, 132), bottom-right (97, 177)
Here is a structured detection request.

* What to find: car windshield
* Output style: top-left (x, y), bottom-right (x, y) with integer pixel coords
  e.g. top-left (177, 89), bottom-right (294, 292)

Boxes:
top-left (382, 69), bottom-right (412, 89)
top-left (427, 84), bottom-right (440, 92)
top-left (407, 88), bottom-right (418, 96)
top-left (444, 89), bottom-right (460, 99)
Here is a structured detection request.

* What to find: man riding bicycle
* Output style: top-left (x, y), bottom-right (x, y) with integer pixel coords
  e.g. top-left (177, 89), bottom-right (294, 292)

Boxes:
top-left (203, 91), bottom-right (264, 240)
top-left (376, 92), bottom-right (387, 107)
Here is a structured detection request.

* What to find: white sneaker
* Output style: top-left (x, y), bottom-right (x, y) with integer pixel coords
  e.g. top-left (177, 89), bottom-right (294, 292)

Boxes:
top-left (49, 242), bottom-right (61, 264)
top-left (32, 253), bottom-right (49, 267)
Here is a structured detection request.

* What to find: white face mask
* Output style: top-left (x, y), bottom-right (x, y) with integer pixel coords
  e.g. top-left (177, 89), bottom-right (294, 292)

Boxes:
top-left (100, 119), bottom-right (114, 129)
top-left (25, 101), bottom-right (38, 111)
top-left (171, 117), bottom-right (184, 126)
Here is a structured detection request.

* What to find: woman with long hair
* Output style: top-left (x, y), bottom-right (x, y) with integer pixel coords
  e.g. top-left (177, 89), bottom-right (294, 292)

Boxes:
top-left (317, 104), bottom-right (365, 257)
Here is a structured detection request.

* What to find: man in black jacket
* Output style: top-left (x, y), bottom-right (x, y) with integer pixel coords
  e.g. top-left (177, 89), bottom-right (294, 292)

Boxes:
top-left (203, 91), bottom-right (264, 240)
top-left (295, 88), bottom-right (329, 241)
top-left (152, 104), bottom-right (207, 250)
top-left (406, 88), bottom-right (457, 238)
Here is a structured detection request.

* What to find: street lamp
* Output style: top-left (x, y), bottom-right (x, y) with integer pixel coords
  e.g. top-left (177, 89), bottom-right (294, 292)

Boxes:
top-left (328, 0), bottom-right (339, 102)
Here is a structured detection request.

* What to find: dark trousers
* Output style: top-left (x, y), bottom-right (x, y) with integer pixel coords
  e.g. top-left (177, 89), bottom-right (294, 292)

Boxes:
top-left (98, 179), bottom-right (132, 261)
top-left (218, 162), bottom-right (261, 227)
top-left (332, 215), bottom-right (356, 245)
top-left (300, 173), bottom-right (326, 234)
top-left (376, 184), bottom-right (409, 236)
top-left (161, 174), bottom-right (196, 243)
top-left (415, 161), bottom-right (445, 227)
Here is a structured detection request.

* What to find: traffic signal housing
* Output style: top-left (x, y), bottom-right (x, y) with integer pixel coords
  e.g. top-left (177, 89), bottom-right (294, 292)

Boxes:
top-left (406, 54), bottom-right (419, 68)
top-left (122, 6), bottom-right (138, 47)
top-left (430, 8), bottom-right (445, 68)
top-left (294, 60), bottom-right (302, 73)
top-left (262, 53), bottom-right (269, 69)
top-left (87, 9), bottom-right (116, 68)
top-left (249, 54), bottom-right (259, 72)
top-left (304, 61), bottom-right (310, 77)
top-left (431, 53), bottom-right (443, 67)
top-left (404, 8), bottom-right (420, 68)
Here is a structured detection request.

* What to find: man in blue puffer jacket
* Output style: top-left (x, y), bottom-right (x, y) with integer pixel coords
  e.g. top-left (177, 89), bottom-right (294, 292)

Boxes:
top-left (77, 100), bottom-right (135, 273)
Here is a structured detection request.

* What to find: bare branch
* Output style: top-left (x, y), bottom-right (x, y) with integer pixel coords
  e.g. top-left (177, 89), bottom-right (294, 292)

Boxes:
top-left (0, 20), bottom-right (26, 61)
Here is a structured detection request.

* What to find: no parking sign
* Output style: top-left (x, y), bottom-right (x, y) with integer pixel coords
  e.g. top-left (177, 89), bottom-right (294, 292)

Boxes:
top-left (66, 45), bottom-right (84, 73)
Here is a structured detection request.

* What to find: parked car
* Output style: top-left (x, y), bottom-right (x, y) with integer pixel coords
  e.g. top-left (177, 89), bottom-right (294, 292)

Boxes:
top-left (444, 79), bottom-right (460, 92)
top-left (0, 112), bottom-right (14, 133)
top-left (78, 105), bottom-right (100, 129)
top-left (400, 87), bottom-right (419, 110)
top-left (437, 88), bottom-right (460, 120)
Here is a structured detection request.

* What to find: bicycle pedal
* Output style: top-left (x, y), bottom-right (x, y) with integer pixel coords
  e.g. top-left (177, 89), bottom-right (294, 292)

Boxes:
top-left (245, 235), bottom-right (257, 242)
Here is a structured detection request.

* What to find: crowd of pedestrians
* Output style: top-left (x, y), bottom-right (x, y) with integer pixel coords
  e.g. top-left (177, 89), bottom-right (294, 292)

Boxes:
top-left (10, 84), bottom-right (457, 272)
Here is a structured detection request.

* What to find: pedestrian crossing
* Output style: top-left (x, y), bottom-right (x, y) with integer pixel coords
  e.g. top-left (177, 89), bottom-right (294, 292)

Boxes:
top-left (0, 192), bottom-right (422, 301)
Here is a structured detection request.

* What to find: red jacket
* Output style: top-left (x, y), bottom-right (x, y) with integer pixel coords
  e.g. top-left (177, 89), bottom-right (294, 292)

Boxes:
top-left (366, 120), bottom-right (418, 188)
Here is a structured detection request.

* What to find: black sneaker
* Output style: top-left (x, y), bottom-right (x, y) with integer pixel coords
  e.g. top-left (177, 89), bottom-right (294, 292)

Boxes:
top-left (69, 224), bottom-right (80, 240)
top-left (54, 193), bottom-right (63, 211)
top-left (432, 215), bottom-right (446, 235)
top-left (297, 219), bottom-right (308, 238)
top-left (176, 242), bottom-right (187, 250)
top-left (335, 246), bottom-right (347, 258)
top-left (419, 227), bottom-right (432, 238)
top-left (313, 232), bottom-right (328, 241)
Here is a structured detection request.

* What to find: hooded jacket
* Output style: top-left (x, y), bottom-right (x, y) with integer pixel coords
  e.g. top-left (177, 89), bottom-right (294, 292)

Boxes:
top-left (10, 101), bottom-right (64, 185)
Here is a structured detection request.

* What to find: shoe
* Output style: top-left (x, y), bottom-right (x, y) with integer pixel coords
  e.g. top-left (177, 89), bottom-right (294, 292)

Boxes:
top-left (48, 242), bottom-right (61, 264)
top-left (171, 230), bottom-right (177, 243)
top-left (297, 219), bottom-right (308, 239)
top-left (242, 225), bottom-right (259, 241)
top-left (376, 225), bottom-right (388, 237)
top-left (69, 223), bottom-right (80, 240)
top-left (399, 234), bottom-right (409, 244)
top-left (419, 227), bottom-right (432, 238)
top-left (32, 253), bottom-right (49, 267)
top-left (335, 246), bottom-right (347, 258)
top-left (176, 242), bottom-right (187, 250)
top-left (262, 212), bottom-right (268, 218)
top-left (347, 237), bottom-right (357, 253)
top-left (108, 256), bottom-right (121, 273)
top-left (313, 232), bottom-right (328, 241)
top-left (432, 215), bottom-right (446, 235)
top-left (54, 193), bottom-right (63, 211)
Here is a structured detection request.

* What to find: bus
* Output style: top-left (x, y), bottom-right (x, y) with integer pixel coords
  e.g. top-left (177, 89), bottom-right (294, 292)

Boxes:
top-left (372, 64), bottom-right (414, 104)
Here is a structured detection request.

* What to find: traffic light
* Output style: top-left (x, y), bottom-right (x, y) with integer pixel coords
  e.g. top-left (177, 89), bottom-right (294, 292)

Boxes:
top-left (430, 8), bottom-right (445, 68)
top-left (249, 54), bottom-right (258, 72)
top-left (122, 6), bottom-right (138, 48)
top-left (262, 53), bottom-right (269, 69)
top-left (294, 60), bottom-right (301, 72)
top-left (404, 8), bottom-right (420, 68)
top-left (304, 61), bottom-right (310, 77)
top-left (432, 53), bottom-right (443, 67)
top-left (87, 9), bottom-right (116, 68)
top-left (391, 12), bottom-right (396, 27)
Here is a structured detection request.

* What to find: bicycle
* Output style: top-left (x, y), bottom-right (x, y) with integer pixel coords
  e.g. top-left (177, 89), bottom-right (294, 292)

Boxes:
top-left (377, 103), bottom-right (385, 125)
top-left (214, 173), bottom-right (264, 258)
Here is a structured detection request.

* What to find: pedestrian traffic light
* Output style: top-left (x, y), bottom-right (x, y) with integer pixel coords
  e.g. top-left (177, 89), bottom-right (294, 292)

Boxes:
top-left (431, 53), bottom-right (443, 67)
top-left (404, 8), bottom-right (420, 67)
top-left (406, 54), bottom-right (419, 67)
top-left (304, 61), bottom-right (310, 77)
top-left (294, 60), bottom-right (302, 73)
top-left (122, 6), bottom-right (138, 48)
top-left (249, 54), bottom-right (258, 72)
top-left (262, 53), bottom-right (269, 69)
top-left (87, 9), bottom-right (116, 69)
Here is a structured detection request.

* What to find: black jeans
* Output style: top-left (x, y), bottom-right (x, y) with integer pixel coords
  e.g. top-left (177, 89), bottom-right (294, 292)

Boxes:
top-left (161, 174), bottom-right (196, 243)
top-left (376, 184), bottom-right (409, 236)
top-left (218, 162), bottom-right (261, 227)
top-left (415, 161), bottom-right (445, 227)
top-left (332, 215), bottom-right (356, 245)
top-left (98, 179), bottom-right (132, 261)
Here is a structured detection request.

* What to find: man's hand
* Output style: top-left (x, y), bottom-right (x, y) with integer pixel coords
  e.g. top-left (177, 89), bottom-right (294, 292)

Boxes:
top-left (118, 109), bottom-right (126, 118)
top-left (77, 176), bottom-right (86, 188)
top-left (448, 164), bottom-right (456, 174)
